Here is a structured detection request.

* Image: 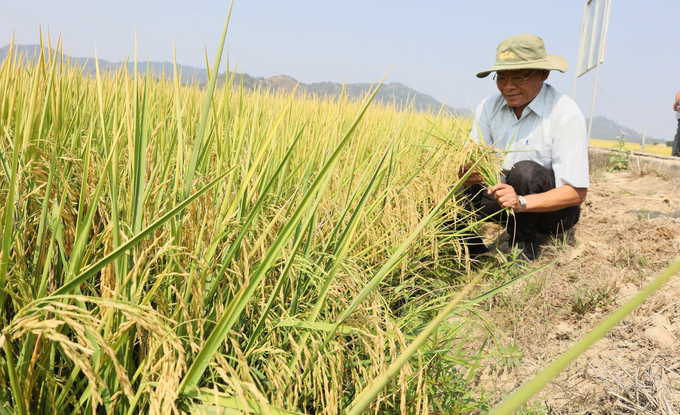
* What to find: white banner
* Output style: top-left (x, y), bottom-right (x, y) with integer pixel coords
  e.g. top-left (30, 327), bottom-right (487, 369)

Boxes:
top-left (575, 0), bottom-right (612, 78)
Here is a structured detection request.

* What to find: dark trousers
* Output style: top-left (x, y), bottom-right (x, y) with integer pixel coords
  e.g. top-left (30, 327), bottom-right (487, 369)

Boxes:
top-left (673, 119), bottom-right (680, 157)
top-left (465, 160), bottom-right (581, 243)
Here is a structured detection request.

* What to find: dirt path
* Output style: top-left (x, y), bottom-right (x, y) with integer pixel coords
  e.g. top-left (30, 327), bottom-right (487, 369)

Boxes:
top-left (482, 169), bottom-right (680, 414)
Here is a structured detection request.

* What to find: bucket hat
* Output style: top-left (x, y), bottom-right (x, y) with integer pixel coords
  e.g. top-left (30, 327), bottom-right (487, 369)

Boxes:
top-left (476, 33), bottom-right (568, 78)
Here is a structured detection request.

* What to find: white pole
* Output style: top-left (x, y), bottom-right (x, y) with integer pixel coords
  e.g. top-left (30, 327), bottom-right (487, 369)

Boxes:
top-left (641, 125), bottom-right (647, 151)
top-left (586, 0), bottom-right (611, 141)
top-left (587, 61), bottom-right (602, 141)
top-left (573, 1), bottom-right (589, 99)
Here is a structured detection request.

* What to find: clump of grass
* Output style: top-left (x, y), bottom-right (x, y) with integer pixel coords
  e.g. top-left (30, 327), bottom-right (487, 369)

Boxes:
top-left (571, 283), bottom-right (616, 318)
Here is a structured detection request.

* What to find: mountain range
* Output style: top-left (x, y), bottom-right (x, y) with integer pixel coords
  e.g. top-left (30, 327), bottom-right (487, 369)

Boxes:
top-left (0, 44), bottom-right (462, 115)
top-left (585, 116), bottom-right (663, 144)
top-left (1, 44), bottom-right (662, 144)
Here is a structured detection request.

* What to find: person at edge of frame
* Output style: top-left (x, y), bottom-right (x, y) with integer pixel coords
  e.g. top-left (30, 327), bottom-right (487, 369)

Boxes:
top-left (454, 33), bottom-right (589, 261)
top-left (672, 90), bottom-right (680, 157)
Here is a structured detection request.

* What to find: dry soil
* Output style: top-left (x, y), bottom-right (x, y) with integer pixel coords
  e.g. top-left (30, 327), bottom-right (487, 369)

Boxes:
top-left (480, 168), bottom-right (680, 414)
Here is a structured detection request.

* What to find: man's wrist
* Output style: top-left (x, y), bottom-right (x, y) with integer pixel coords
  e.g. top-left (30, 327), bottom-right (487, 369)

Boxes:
top-left (517, 195), bottom-right (528, 212)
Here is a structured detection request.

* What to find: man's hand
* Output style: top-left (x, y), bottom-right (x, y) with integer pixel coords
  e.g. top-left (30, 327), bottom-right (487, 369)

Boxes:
top-left (459, 164), bottom-right (484, 187)
top-left (487, 183), bottom-right (523, 212)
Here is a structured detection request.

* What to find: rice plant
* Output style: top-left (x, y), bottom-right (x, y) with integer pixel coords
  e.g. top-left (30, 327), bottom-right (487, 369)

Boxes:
top-left (0, 17), bottom-right (514, 414)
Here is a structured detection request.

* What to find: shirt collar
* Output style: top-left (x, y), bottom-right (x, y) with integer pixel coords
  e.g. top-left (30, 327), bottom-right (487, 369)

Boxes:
top-left (501, 82), bottom-right (549, 118)
top-left (526, 83), bottom-right (548, 118)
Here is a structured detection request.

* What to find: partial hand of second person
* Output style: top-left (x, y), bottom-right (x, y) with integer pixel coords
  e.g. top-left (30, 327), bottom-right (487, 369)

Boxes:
top-left (459, 164), bottom-right (484, 187)
top-left (487, 183), bottom-right (522, 212)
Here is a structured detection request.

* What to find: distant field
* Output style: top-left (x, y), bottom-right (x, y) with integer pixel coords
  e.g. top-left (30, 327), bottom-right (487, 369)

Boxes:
top-left (590, 138), bottom-right (672, 156)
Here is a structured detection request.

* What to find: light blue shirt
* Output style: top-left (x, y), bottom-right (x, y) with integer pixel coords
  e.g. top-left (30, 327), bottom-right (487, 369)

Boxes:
top-left (471, 83), bottom-right (590, 188)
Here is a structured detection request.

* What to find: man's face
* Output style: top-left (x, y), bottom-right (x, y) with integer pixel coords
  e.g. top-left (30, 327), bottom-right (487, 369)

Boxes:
top-left (496, 69), bottom-right (549, 112)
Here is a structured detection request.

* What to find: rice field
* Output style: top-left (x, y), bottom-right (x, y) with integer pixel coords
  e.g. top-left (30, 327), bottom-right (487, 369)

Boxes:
top-left (0, 24), bottom-right (520, 414)
top-left (2, 15), bottom-right (679, 414)
top-left (589, 138), bottom-right (672, 156)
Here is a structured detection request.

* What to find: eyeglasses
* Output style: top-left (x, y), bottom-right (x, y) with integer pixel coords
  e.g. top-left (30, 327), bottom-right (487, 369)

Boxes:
top-left (493, 69), bottom-right (539, 86)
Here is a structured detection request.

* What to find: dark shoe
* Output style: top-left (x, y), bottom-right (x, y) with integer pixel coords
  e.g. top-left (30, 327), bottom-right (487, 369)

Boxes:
top-left (464, 236), bottom-right (490, 258)
top-left (515, 240), bottom-right (540, 261)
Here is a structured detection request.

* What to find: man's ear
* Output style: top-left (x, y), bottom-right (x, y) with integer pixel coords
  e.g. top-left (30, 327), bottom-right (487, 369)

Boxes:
top-left (542, 70), bottom-right (550, 81)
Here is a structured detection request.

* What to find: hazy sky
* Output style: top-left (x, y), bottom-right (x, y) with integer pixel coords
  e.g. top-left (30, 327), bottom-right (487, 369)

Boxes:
top-left (1, 1), bottom-right (677, 140)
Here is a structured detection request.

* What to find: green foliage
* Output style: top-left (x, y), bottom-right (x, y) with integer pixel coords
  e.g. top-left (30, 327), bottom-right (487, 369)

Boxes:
top-left (607, 136), bottom-right (630, 171)
top-left (571, 283), bottom-right (616, 318)
top-left (419, 323), bottom-right (494, 415)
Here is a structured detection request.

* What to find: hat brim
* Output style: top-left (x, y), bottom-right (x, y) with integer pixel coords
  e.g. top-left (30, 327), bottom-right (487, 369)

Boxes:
top-left (476, 54), bottom-right (568, 78)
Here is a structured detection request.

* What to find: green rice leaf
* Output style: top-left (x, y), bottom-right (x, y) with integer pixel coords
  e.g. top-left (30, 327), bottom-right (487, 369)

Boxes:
top-left (184, 1), bottom-right (234, 200)
top-left (49, 171), bottom-right (229, 298)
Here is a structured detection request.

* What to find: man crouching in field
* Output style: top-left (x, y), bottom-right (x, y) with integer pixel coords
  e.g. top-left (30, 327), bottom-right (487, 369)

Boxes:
top-left (459, 34), bottom-right (589, 261)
